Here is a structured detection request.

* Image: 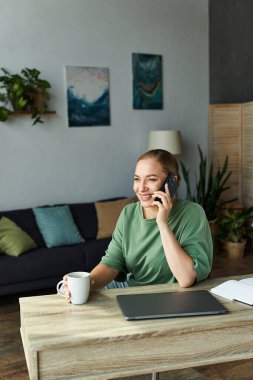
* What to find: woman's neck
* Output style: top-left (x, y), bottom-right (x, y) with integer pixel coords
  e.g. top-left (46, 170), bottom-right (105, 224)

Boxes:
top-left (142, 199), bottom-right (177, 220)
top-left (143, 206), bottom-right (158, 219)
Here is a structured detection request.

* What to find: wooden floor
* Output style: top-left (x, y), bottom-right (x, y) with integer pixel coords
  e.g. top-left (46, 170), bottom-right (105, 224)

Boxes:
top-left (1, 247), bottom-right (253, 380)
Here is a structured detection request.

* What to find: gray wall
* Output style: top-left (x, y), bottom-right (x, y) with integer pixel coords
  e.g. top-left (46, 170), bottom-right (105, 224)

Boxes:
top-left (0, 0), bottom-right (209, 210)
top-left (209, 0), bottom-right (253, 103)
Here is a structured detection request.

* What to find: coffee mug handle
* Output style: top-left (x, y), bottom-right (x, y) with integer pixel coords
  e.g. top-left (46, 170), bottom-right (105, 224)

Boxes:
top-left (56, 280), bottom-right (67, 297)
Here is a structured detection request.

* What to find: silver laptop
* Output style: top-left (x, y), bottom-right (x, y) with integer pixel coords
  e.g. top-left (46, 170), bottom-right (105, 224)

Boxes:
top-left (116, 290), bottom-right (228, 320)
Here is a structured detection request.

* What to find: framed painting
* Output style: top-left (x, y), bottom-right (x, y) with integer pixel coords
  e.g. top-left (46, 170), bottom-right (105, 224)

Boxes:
top-left (65, 66), bottom-right (111, 127)
top-left (132, 53), bottom-right (163, 110)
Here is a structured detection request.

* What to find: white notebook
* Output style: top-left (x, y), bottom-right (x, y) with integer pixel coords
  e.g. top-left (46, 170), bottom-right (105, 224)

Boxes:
top-left (211, 278), bottom-right (253, 306)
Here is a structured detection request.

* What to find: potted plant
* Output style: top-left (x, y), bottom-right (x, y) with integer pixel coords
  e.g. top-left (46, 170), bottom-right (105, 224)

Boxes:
top-left (0, 67), bottom-right (51, 125)
top-left (217, 206), bottom-right (253, 259)
top-left (180, 145), bottom-right (237, 255)
top-left (180, 145), bottom-right (236, 222)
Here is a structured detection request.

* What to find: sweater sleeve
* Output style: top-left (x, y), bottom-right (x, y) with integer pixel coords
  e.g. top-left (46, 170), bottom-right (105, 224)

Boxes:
top-left (100, 207), bottom-right (126, 272)
top-left (176, 203), bottom-right (213, 282)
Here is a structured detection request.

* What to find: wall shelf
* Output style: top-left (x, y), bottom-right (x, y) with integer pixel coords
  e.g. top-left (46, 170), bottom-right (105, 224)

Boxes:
top-left (11, 110), bottom-right (56, 115)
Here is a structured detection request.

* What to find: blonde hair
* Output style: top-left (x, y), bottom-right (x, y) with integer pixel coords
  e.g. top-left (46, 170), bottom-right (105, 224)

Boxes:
top-left (137, 149), bottom-right (180, 178)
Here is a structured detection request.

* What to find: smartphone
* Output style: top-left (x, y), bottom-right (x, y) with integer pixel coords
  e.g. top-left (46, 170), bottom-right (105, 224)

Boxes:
top-left (154, 172), bottom-right (179, 202)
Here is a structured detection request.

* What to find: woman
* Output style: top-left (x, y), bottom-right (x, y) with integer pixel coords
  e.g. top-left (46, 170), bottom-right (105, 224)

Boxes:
top-left (64, 149), bottom-right (213, 302)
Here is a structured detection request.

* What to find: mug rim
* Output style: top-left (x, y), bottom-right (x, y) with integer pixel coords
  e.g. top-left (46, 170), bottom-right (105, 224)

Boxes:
top-left (67, 271), bottom-right (90, 278)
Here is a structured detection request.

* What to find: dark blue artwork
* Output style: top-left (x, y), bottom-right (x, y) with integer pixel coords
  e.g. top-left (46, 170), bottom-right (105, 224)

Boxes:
top-left (132, 53), bottom-right (163, 110)
top-left (66, 67), bottom-right (111, 127)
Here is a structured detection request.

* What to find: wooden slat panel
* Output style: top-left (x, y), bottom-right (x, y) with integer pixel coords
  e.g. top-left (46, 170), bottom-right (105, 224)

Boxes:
top-left (242, 102), bottom-right (253, 207)
top-left (209, 104), bottom-right (242, 201)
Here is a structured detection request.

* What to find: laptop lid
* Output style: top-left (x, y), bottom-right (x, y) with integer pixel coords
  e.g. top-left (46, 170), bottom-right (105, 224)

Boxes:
top-left (116, 290), bottom-right (228, 320)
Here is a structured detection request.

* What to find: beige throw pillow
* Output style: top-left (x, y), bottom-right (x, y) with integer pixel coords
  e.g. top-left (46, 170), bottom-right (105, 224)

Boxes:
top-left (95, 197), bottom-right (136, 239)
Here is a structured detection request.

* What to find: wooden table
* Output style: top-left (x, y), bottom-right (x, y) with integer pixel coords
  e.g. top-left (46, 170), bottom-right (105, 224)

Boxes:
top-left (20, 275), bottom-right (253, 380)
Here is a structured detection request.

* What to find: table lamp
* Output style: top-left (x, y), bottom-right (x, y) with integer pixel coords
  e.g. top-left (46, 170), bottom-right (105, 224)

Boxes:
top-left (148, 130), bottom-right (182, 155)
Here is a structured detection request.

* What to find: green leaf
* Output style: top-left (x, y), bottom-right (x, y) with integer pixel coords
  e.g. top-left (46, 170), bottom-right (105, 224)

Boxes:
top-left (180, 160), bottom-right (192, 200)
top-left (180, 145), bottom-right (236, 220)
top-left (0, 106), bottom-right (10, 121)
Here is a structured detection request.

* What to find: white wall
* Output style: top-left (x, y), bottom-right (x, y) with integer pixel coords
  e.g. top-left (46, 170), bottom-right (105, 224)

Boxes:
top-left (0, 0), bottom-right (209, 210)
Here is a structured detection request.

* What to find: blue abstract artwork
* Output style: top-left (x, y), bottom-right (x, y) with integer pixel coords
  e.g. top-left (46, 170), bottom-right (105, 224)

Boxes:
top-left (132, 53), bottom-right (163, 110)
top-left (65, 66), bottom-right (111, 127)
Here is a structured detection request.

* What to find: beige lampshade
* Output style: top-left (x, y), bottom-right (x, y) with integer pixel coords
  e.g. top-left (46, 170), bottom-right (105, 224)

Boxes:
top-left (148, 130), bottom-right (182, 155)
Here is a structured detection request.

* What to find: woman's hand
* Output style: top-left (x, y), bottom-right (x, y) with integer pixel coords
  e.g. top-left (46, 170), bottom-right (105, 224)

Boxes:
top-left (152, 183), bottom-right (173, 225)
top-left (61, 264), bottom-right (119, 303)
top-left (63, 275), bottom-right (72, 303)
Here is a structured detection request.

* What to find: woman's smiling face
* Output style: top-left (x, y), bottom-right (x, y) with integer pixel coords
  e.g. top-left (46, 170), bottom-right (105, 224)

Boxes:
top-left (133, 158), bottom-right (167, 208)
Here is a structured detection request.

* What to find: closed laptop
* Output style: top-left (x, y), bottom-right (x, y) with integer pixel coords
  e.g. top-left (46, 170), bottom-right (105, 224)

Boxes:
top-left (116, 290), bottom-right (228, 320)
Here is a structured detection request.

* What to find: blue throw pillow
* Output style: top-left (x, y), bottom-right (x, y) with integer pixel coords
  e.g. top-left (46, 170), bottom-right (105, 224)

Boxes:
top-left (33, 206), bottom-right (85, 248)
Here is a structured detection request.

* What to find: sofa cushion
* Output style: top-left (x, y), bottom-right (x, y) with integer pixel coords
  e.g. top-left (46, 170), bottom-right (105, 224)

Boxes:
top-left (82, 238), bottom-right (111, 272)
top-left (69, 203), bottom-right (98, 240)
top-left (69, 198), bottom-right (127, 240)
top-left (33, 206), bottom-right (85, 248)
top-left (95, 197), bottom-right (136, 239)
top-left (0, 208), bottom-right (45, 247)
top-left (0, 217), bottom-right (37, 257)
top-left (0, 244), bottom-right (87, 286)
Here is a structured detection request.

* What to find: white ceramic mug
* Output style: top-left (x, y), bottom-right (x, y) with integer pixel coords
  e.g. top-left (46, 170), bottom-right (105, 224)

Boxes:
top-left (56, 271), bottom-right (90, 305)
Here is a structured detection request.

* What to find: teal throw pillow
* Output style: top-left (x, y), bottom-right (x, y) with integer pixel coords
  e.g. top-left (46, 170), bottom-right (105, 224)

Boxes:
top-left (0, 216), bottom-right (37, 257)
top-left (33, 205), bottom-right (85, 248)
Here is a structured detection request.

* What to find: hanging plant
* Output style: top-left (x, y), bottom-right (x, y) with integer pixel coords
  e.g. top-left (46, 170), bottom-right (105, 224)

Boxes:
top-left (0, 67), bottom-right (51, 125)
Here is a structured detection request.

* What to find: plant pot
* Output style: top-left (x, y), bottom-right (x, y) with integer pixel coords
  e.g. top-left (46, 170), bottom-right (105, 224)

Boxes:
top-left (33, 88), bottom-right (45, 110)
top-left (223, 239), bottom-right (247, 259)
top-left (208, 219), bottom-right (221, 254)
top-left (208, 219), bottom-right (219, 236)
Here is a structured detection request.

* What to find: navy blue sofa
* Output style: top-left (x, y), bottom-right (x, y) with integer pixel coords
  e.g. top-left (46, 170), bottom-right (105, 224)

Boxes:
top-left (0, 201), bottom-right (114, 296)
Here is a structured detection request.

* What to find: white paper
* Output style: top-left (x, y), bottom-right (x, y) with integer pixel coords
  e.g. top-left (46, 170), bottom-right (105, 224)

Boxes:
top-left (240, 278), bottom-right (253, 286)
top-left (211, 278), bottom-right (253, 306)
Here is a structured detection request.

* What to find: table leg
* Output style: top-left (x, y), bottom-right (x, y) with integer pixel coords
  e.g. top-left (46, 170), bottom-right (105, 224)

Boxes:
top-left (150, 371), bottom-right (159, 380)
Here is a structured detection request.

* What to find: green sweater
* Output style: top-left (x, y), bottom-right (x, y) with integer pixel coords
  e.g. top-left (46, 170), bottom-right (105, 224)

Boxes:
top-left (101, 200), bottom-right (213, 286)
